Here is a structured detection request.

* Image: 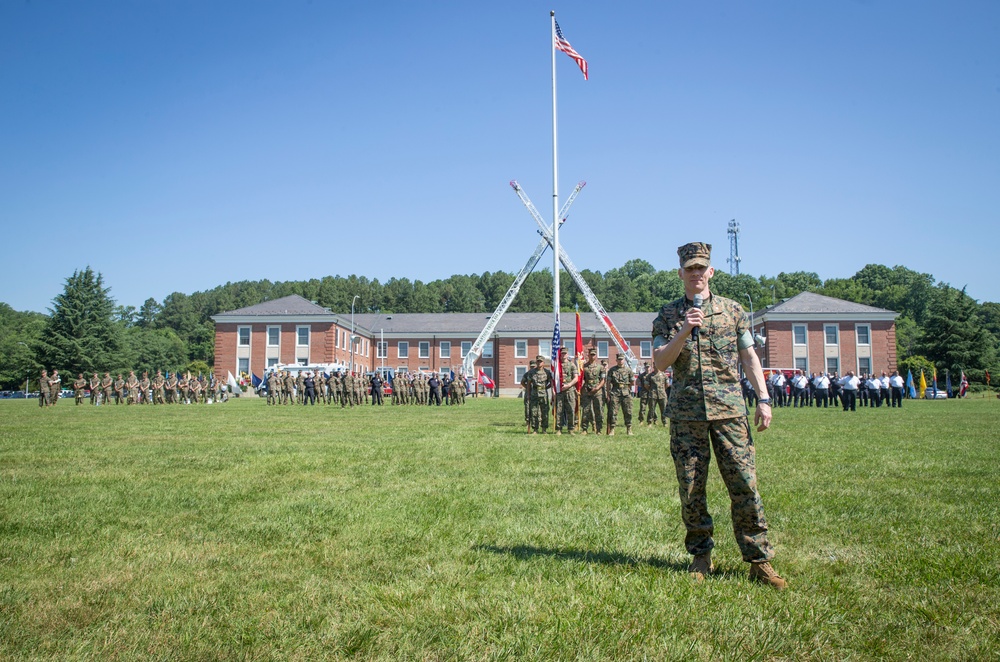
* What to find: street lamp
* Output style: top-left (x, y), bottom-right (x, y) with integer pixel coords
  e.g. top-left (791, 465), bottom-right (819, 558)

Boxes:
top-left (350, 295), bottom-right (360, 375)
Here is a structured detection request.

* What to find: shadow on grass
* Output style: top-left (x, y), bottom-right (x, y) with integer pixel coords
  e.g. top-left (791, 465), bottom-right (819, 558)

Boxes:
top-left (473, 543), bottom-right (700, 575)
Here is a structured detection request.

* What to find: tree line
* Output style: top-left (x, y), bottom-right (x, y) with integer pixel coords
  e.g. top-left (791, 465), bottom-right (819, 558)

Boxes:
top-left (2, 261), bottom-right (998, 391)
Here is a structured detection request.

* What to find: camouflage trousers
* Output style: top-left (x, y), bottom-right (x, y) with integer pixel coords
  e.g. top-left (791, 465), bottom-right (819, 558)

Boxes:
top-left (556, 389), bottom-right (577, 431)
top-left (646, 397), bottom-right (666, 425)
top-left (579, 392), bottom-right (604, 433)
top-left (669, 417), bottom-right (774, 563)
top-left (608, 394), bottom-right (633, 429)
top-left (638, 395), bottom-right (650, 423)
top-left (528, 397), bottom-right (550, 432)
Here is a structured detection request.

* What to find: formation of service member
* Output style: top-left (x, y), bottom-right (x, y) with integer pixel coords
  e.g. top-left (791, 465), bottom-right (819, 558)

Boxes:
top-left (652, 241), bottom-right (785, 589)
top-left (524, 354), bottom-right (554, 434)
top-left (73, 374), bottom-right (87, 405)
top-left (644, 365), bottom-right (668, 426)
top-left (605, 353), bottom-right (635, 435)
top-left (555, 347), bottom-right (579, 434)
top-left (579, 348), bottom-right (605, 435)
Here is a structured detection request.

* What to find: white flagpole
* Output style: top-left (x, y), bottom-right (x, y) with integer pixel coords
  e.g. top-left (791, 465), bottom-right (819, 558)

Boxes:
top-left (550, 10), bottom-right (560, 349)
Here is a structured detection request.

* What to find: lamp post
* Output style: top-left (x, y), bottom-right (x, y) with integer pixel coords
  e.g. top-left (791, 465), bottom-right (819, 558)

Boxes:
top-left (745, 294), bottom-right (754, 334)
top-left (350, 295), bottom-right (359, 375)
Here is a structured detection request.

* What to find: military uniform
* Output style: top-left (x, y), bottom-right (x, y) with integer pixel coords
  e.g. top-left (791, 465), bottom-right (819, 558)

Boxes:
top-left (114, 375), bottom-right (126, 404)
top-left (651, 241), bottom-right (780, 582)
top-left (580, 353), bottom-right (605, 434)
top-left (637, 365), bottom-right (651, 425)
top-left (556, 352), bottom-right (579, 433)
top-left (521, 361), bottom-right (536, 429)
top-left (646, 369), bottom-right (668, 426)
top-left (89, 373), bottom-right (101, 405)
top-left (606, 355), bottom-right (634, 435)
top-left (524, 355), bottom-right (553, 433)
top-left (74, 375), bottom-right (87, 405)
top-left (38, 370), bottom-right (49, 408)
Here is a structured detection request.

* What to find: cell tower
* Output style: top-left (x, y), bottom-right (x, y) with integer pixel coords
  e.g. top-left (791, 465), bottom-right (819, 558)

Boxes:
top-left (727, 218), bottom-right (741, 276)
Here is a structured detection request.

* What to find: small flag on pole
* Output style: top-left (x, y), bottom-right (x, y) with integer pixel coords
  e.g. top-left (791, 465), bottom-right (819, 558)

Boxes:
top-left (551, 319), bottom-right (562, 395)
top-left (906, 369), bottom-right (916, 399)
top-left (478, 369), bottom-right (495, 389)
top-left (554, 19), bottom-right (588, 80)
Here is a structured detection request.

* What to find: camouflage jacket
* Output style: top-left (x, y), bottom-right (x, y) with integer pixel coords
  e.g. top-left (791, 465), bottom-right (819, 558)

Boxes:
top-left (581, 361), bottom-right (605, 394)
top-left (651, 294), bottom-right (752, 421)
top-left (606, 365), bottom-right (634, 396)
top-left (524, 367), bottom-right (553, 402)
top-left (648, 370), bottom-right (668, 399)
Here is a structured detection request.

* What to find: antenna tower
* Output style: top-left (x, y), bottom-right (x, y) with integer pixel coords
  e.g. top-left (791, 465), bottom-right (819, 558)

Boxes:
top-left (727, 219), bottom-right (741, 276)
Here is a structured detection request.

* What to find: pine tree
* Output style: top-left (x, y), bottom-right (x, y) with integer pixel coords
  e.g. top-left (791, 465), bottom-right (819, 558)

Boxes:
top-left (37, 267), bottom-right (125, 374)
top-left (917, 285), bottom-right (998, 373)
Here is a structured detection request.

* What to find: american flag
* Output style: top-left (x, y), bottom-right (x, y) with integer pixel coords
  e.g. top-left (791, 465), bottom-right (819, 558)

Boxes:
top-left (554, 19), bottom-right (588, 80)
top-left (551, 318), bottom-right (562, 395)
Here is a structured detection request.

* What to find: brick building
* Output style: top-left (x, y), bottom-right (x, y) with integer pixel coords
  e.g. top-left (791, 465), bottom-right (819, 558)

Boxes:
top-left (752, 291), bottom-right (898, 375)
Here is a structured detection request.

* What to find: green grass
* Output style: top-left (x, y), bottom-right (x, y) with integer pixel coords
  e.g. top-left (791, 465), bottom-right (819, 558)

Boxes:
top-left (1, 396), bottom-right (998, 660)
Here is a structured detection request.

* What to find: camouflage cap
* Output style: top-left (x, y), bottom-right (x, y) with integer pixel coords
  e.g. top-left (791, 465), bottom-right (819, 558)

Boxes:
top-left (588, 348), bottom-right (597, 355)
top-left (616, 353), bottom-right (625, 359)
top-left (678, 242), bottom-right (712, 268)
top-left (535, 354), bottom-right (546, 363)
top-left (529, 360), bottom-right (537, 366)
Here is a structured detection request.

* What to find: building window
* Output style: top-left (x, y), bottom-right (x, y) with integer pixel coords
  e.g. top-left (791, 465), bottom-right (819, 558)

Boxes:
top-left (639, 341), bottom-right (652, 359)
top-left (419, 342), bottom-right (430, 358)
top-left (825, 325), bottom-right (838, 346)
top-left (483, 341), bottom-right (493, 358)
top-left (515, 365), bottom-right (528, 384)
top-left (826, 357), bottom-right (839, 374)
top-left (440, 341), bottom-right (451, 358)
top-left (238, 327), bottom-right (250, 346)
top-left (514, 339), bottom-right (527, 358)
top-left (461, 341), bottom-right (472, 358)
top-left (376, 341), bottom-right (388, 359)
top-left (481, 366), bottom-right (494, 381)
top-left (267, 326), bottom-right (280, 347)
top-left (538, 339), bottom-right (551, 359)
top-left (297, 326), bottom-right (310, 347)
top-left (858, 357), bottom-right (871, 374)
top-left (793, 325), bottom-right (807, 345)
top-left (238, 358), bottom-right (249, 374)
top-left (267, 357), bottom-right (279, 368)
top-left (297, 358), bottom-right (307, 366)
top-left (795, 357), bottom-right (808, 372)
top-left (397, 341), bottom-right (408, 358)
top-left (856, 324), bottom-right (871, 346)
top-left (597, 341), bottom-right (609, 359)
top-left (439, 367), bottom-right (450, 376)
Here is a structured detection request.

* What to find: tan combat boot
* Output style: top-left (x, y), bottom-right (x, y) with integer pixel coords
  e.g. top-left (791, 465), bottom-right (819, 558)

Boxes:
top-left (580, 429), bottom-right (588, 436)
top-left (608, 428), bottom-right (615, 436)
top-left (749, 562), bottom-right (787, 590)
top-left (689, 553), bottom-right (713, 582)
top-left (626, 426), bottom-right (634, 436)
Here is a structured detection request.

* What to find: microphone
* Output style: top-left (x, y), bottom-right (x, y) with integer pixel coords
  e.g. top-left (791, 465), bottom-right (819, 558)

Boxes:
top-left (691, 294), bottom-right (704, 341)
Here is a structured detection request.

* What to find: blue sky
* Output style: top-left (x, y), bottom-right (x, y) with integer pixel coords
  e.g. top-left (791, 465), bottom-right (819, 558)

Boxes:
top-left (2, 0), bottom-right (998, 314)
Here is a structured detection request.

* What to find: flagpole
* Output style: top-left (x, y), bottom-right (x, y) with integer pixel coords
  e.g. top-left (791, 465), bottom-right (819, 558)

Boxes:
top-left (551, 10), bottom-right (560, 346)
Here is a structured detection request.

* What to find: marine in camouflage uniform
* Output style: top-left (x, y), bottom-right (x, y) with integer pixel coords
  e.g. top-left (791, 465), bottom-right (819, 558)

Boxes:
top-left (555, 348), bottom-right (579, 434)
top-left (646, 367), bottom-right (668, 426)
top-left (524, 355), bottom-right (553, 434)
top-left (89, 372), bottom-right (101, 405)
top-left (152, 371), bottom-right (166, 404)
top-left (605, 354), bottom-right (634, 435)
top-left (74, 374), bottom-right (87, 405)
top-left (38, 370), bottom-right (49, 408)
top-left (637, 363), bottom-right (651, 426)
top-left (652, 241), bottom-right (784, 589)
top-left (521, 360), bottom-right (536, 430)
top-left (579, 349), bottom-right (605, 435)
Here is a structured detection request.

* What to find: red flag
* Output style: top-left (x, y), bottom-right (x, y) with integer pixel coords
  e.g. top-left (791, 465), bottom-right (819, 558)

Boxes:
top-left (986, 369), bottom-right (991, 385)
top-left (478, 369), bottom-right (495, 389)
top-left (554, 19), bottom-right (588, 80)
top-left (575, 310), bottom-right (584, 392)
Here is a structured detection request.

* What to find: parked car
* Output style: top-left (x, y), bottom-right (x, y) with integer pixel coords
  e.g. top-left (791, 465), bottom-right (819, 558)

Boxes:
top-left (924, 387), bottom-right (949, 399)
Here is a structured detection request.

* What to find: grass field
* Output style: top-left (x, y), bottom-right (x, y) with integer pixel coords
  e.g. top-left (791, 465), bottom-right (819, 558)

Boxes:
top-left (1, 396), bottom-right (998, 660)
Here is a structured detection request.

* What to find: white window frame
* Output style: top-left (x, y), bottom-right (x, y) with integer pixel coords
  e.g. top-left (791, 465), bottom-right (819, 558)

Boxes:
top-left (267, 357), bottom-right (279, 368)
top-left (267, 326), bottom-right (280, 347)
top-left (538, 339), bottom-right (551, 359)
top-left (858, 357), bottom-right (871, 374)
top-left (238, 357), bottom-right (249, 374)
top-left (597, 341), bottom-right (609, 359)
top-left (461, 341), bottom-right (472, 358)
top-left (397, 341), bottom-right (409, 359)
top-left (238, 326), bottom-right (251, 347)
top-left (376, 341), bottom-right (388, 359)
top-left (514, 339), bottom-right (528, 359)
top-left (439, 341), bottom-right (451, 359)
top-left (855, 324), bottom-right (871, 346)
top-left (419, 341), bottom-right (430, 359)
top-left (795, 357), bottom-right (808, 372)
top-left (793, 324), bottom-right (807, 346)
top-left (639, 340), bottom-right (652, 359)
top-left (826, 357), bottom-right (839, 374)
top-left (824, 324), bottom-right (839, 346)
top-left (296, 326), bottom-right (310, 347)
top-left (515, 365), bottom-right (528, 384)
top-left (482, 341), bottom-right (493, 358)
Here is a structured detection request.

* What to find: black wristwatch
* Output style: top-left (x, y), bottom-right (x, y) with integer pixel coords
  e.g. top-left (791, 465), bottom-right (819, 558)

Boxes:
top-left (756, 398), bottom-right (772, 406)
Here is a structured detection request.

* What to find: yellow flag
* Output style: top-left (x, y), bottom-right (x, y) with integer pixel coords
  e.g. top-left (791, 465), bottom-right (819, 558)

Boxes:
top-left (919, 370), bottom-right (927, 399)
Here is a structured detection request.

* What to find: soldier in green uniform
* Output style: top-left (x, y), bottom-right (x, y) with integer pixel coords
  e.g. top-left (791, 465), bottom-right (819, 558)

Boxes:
top-left (74, 374), bottom-right (87, 405)
top-left (113, 373), bottom-right (125, 404)
top-left (139, 372), bottom-right (151, 405)
top-left (646, 365), bottom-right (668, 426)
top-left (48, 369), bottom-right (62, 405)
top-left (152, 371), bottom-right (166, 404)
top-left (524, 355), bottom-right (553, 434)
top-left (652, 241), bottom-right (785, 589)
top-left (38, 369), bottom-right (49, 408)
top-left (165, 372), bottom-right (178, 404)
top-left (521, 360), bottom-right (536, 431)
top-left (125, 371), bottom-right (139, 404)
top-left (606, 353), bottom-right (635, 435)
top-left (579, 349), bottom-right (605, 435)
top-left (637, 362), bottom-right (651, 426)
top-left (555, 347), bottom-right (579, 434)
